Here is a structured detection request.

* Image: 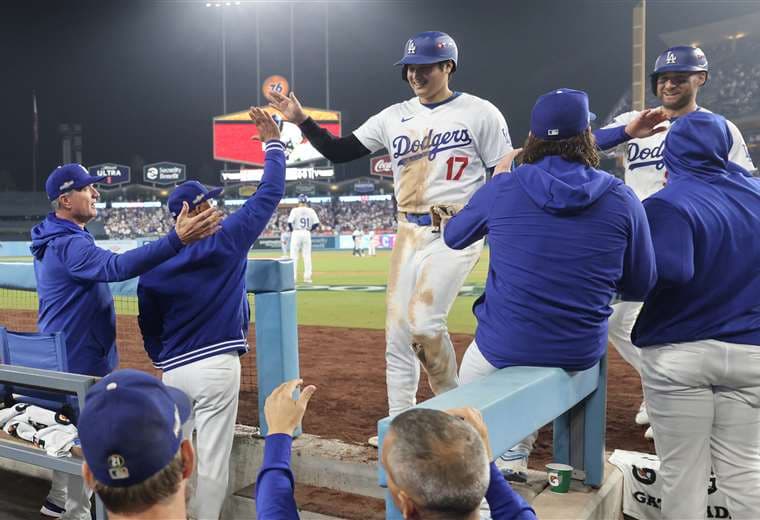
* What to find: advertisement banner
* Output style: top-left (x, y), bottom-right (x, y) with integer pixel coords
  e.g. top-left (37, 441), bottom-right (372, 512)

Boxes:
top-left (143, 162), bottom-right (186, 185)
top-left (89, 163), bottom-right (130, 187)
top-left (252, 236), bottom-right (336, 251)
top-left (370, 154), bottom-right (393, 178)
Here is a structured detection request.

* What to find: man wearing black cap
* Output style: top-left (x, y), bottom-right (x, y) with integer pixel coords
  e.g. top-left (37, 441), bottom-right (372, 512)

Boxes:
top-left (78, 369), bottom-right (195, 519)
top-left (444, 88), bottom-right (657, 478)
top-left (137, 107), bottom-right (286, 519)
top-left (31, 163), bottom-right (222, 519)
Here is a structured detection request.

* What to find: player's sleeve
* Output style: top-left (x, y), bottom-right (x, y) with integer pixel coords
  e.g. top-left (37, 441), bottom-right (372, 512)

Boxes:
top-left (298, 118), bottom-right (371, 163)
top-left (222, 141), bottom-right (287, 253)
top-left (726, 120), bottom-right (757, 173)
top-left (287, 209), bottom-right (296, 224)
top-left (137, 281), bottom-right (164, 359)
top-left (255, 433), bottom-right (299, 520)
top-left (486, 462), bottom-right (538, 520)
top-left (443, 182), bottom-right (495, 249)
top-left (353, 107), bottom-right (392, 155)
top-left (617, 186), bottom-right (657, 301)
top-left (594, 111), bottom-right (636, 152)
top-left (642, 198), bottom-right (694, 287)
top-left (54, 231), bottom-right (184, 283)
top-left (474, 101), bottom-right (513, 168)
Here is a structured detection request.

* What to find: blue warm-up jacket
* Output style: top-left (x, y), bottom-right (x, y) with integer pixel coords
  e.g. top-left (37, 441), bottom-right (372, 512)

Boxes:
top-left (632, 112), bottom-right (760, 347)
top-left (444, 156), bottom-right (656, 370)
top-left (137, 141), bottom-right (286, 371)
top-left (30, 216), bottom-right (184, 376)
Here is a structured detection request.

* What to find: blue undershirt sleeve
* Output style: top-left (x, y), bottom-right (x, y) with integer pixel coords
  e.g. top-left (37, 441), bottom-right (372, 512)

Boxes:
top-left (255, 434), bottom-right (299, 520)
top-left (486, 462), bottom-right (537, 520)
top-left (593, 125), bottom-right (630, 151)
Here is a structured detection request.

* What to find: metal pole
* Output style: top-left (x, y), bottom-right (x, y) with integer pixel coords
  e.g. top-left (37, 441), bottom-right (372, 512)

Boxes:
top-left (632, 0), bottom-right (646, 111)
top-left (256, 3), bottom-right (261, 106)
top-left (325, 2), bottom-right (330, 109)
top-left (222, 8), bottom-right (228, 170)
top-left (290, 3), bottom-right (295, 92)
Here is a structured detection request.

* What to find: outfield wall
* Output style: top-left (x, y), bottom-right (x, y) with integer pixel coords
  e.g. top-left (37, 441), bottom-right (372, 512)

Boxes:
top-left (0, 235), bottom-right (397, 256)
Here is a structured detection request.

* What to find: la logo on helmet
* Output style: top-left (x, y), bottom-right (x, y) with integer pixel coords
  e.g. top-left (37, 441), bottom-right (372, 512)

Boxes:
top-left (407, 40), bottom-right (416, 55)
top-left (666, 51), bottom-right (677, 64)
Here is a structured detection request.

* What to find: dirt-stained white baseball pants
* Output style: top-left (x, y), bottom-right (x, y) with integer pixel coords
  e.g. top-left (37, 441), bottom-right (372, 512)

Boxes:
top-left (385, 219), bottom-right (483, 415)
top-left (290, 230), bottom-right (313, 282)
top-left (163, 352), bottom-right (241, 520)
top-left (641, 340), bottom-right (760, 520)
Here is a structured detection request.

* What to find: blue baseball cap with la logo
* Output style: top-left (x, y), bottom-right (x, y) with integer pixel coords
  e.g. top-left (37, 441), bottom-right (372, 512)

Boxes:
top-left (45, 164), bottom-right (106, 201)
top-left (530, 88), bottom-right (597, 141)
top-left (167, 180), bottom-right (223, 218)
top-left (78, 369), bottom-right (191, 487)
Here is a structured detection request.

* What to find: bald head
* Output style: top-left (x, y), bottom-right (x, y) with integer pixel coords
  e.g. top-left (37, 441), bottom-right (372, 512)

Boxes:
top-left (383, 409), bottom-right (490, 518)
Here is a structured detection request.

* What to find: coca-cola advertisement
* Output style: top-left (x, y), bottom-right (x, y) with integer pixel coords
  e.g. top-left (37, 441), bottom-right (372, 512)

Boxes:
top-left (370, 155), bottom-right (393, 178)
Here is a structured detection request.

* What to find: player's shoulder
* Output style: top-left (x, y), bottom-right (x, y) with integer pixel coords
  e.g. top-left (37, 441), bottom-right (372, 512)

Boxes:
top-left (457, 92), bottom-right (501, 112)
top-left (610, 110), bottom-right (641, 125)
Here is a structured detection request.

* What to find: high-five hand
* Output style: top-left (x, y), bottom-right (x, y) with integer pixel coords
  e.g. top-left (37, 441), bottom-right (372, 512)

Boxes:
top-left (249, 107), bottom-right (281, 142)
top-left (267, 91), bottom-right (308, 125)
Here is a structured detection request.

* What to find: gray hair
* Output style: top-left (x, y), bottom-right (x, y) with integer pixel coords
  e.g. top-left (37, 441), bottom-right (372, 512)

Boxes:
top-left (50, 198), bottom-right (61, 211)
top-left (386, 409), bottom-right (490, 517)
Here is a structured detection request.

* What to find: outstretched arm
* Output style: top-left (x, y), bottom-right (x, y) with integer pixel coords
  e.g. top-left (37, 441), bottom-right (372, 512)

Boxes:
top-left (268, 91), bottom-right (370, 163)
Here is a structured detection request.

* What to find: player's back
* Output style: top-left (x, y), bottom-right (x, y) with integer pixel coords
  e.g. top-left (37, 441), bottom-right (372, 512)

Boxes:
top-left (289, 206), bottom-right (318, 232)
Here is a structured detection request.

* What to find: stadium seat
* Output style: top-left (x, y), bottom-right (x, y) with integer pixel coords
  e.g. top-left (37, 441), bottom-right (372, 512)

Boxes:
top-left (0, 327), bottom-right (78, 419)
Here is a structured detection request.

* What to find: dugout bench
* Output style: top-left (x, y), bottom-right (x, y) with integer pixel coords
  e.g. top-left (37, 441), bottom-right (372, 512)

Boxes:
top-left (0, 364), bottom-right (106, 519)
top-left (376, 355), bottom-right (608, 519)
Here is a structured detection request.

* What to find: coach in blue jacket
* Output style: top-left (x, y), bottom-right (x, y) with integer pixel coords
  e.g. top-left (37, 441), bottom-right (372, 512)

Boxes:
top-left (443, 88), bottom-right (657, 474)
top-left (137, 108), bottom-right (286, 520)
top-left (30, 163), bottom-right (221, 520)
top-left (632, 111), bottom-right (760, 520)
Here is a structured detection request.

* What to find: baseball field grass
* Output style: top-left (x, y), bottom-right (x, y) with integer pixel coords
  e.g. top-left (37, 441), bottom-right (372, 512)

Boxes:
top-left (0, 248), bottom-right (490, 334)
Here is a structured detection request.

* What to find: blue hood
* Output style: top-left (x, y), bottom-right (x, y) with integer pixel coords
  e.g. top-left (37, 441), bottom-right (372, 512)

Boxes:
top-left (664, 111), bottom-right (751, 182)
top-left (514, 155), bottom-right (617, 214)
top-left (30, 213), bottom-right (89, 260)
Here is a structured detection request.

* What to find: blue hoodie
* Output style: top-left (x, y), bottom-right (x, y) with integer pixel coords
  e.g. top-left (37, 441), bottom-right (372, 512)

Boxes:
top-left (632, 112), bottom-right (760, 347)
top-left (30, 216), bottom-right (184, 376)
top-left (444, 156), bottom-right (656, 370)
top-left (137, 141), bottom-right (286, 371)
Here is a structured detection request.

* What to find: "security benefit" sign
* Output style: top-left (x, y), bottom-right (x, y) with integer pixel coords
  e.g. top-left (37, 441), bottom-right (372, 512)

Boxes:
top-left (143, 162), bottom-right (187, 185)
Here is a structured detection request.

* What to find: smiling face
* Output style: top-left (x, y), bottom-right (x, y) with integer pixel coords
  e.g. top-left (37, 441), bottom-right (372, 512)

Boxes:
top-left (656, 71), bottom-right (706, 112)
top-left (405, 61), bottom-right (453, 103)
top-left (58, 184), bottom-right (99, 226)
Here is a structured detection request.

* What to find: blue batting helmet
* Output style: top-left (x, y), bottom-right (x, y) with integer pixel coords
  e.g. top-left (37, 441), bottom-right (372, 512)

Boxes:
top-left (297, 193), bottom-right (308, 204)
top-left (650, 46), bottom-right (708, 94)
top-left (395, 31), bottom-right (458, 80)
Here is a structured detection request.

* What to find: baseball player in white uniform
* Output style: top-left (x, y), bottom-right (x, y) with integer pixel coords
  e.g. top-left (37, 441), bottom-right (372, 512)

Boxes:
top-left (268, 31), bottom-right (512, 437)
top-left (595, 46), bottom-right (756, 440)
top-left (288, 194), bottom-right (320, 283)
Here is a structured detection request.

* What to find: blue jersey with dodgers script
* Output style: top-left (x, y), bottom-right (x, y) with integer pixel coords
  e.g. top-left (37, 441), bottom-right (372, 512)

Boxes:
top-left (354, 92), bottom-right (512, 213)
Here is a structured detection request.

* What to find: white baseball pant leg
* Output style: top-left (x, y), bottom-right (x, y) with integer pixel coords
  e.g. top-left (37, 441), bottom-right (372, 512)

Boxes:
top-left (641, 340), bottom-right (760, 520)
top-left (47, 471), bottom-right (92, 520)
top-left (385, 220), bottom-right (483, 415)
top-left (607, 301), bottom-right (643, 374)
top-left (289, 230), bottom-right (306, 282)
top-left (459, 341), bottom-right (537, 456)
top-left (163, 352), bottom-right (241, 520)
top-left (302, 233), bottom-right (313, 281)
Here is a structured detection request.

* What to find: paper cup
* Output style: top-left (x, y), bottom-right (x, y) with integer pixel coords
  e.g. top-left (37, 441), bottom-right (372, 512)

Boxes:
top-left (546, 463), bottom-right (573, 493)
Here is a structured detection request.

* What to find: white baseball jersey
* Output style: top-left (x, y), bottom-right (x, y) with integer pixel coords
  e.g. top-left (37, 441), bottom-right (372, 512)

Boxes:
top-left (288, 206), bottom-right (320, 231)
top-left (354, 92), bottom-right (512, 213)
top-left (603, 108), bottom-right (756, 200)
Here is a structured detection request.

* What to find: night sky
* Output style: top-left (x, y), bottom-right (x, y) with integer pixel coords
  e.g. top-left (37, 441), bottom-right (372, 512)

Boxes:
top-left (2, 0), bottom-right (759, 190)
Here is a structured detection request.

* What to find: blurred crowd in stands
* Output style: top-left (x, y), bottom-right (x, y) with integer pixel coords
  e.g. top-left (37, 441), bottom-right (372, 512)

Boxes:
top-left (94, 199), bottom-right (397, 239)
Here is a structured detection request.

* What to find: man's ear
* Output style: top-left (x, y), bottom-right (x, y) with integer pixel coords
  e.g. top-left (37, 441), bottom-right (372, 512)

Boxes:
top-left (81, 462), bottom-right (96, 490)
top-left (398, 489), bottom-right (419, 519)
top-left (697, 72), bottom-right (707, 87)
top-left (180, 439), bottom-right (195, 479)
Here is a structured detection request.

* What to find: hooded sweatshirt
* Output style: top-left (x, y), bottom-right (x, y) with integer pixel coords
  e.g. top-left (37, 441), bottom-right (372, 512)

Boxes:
top-left (632, 111), bottom-right (760, 347)
top-left (444, 155), bottom-right (656, 370)
top-left (30, 216), bottom-right (184, 376)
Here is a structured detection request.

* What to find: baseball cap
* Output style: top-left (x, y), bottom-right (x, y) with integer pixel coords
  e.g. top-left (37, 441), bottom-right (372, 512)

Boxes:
top-left (45, 164), bottom-right (106, 201)
top-left (530, 88), bottom-right (597, 141)
top-left (167, 180), bottom-right (223, 218)
top-left (78, 369), bottom-right (191, 488)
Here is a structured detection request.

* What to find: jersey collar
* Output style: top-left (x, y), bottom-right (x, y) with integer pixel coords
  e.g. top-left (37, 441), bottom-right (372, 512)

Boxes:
top-left (419, 91), bottom-right (462, 110)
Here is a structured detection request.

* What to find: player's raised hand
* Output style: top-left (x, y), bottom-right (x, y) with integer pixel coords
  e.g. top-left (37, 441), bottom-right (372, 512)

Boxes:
top-left (249, 107), bottom-right (281, 142)
top-left (174, 202), bottom-right (224, 244)
top-left (264, 378), bottom-right (317, 436)
top-left (446, 407), bottom-right (493, 461)
top-left (268, 91), bottom-right (308, 125)
top-left (493, 148), bottom-right (523, 176)
top-left (624, 108), bottom-right (669, 139)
